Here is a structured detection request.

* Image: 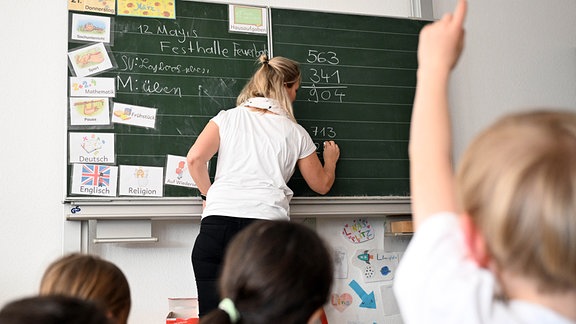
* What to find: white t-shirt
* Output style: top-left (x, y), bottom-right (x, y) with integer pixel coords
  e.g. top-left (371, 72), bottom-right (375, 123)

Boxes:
top-left (201, 97), bottom-right (317, 220)
top-left (394, 212), bottom-right (574, 324)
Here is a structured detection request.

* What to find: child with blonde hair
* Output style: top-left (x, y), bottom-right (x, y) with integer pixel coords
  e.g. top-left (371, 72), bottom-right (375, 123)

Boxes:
top-left (394, 0), bottom-right (576, 323)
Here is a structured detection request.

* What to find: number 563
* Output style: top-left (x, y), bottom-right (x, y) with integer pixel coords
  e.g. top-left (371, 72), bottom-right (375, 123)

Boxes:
top-left (306, 50), bottom-right (339, 65)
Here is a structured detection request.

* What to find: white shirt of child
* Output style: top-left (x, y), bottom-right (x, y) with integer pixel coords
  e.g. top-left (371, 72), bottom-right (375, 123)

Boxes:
top-left (394, 212), bottom-right (574, 324)
top-left (201, 97), bottom-right (316, 221)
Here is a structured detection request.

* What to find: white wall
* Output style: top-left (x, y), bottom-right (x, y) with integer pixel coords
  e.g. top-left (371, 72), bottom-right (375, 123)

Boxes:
top-left (1, 1), bottom-right (576, 324)
top-left (0, 0), bottom-right (69, 306)
top-left (439, 0), bottom-right (576, 160)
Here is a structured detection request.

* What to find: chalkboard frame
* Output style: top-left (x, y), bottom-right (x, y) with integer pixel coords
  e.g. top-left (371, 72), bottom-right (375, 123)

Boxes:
top-left (65, 1), bottom-right (429, 203)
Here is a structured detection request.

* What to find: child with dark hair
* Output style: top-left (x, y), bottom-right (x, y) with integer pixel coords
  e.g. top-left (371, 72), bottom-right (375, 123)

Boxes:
top-left (200, 220), bottom-right (333, 324)
top-left (0, 295), bottom-right (112, 324)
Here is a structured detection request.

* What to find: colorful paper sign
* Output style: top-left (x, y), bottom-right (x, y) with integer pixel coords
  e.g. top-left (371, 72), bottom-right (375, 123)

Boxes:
top-left (68, 0), bottom-right (115, 15)
top-left (69, 132), bottom-right (115, 164)
top-left (330, 293), bottom-right (353, 313)
top-left (352, 249), bottom-right (398, 283)
top-left (111, 102), bottom-right (157, 129)
top-left (348, 280), bottom-right (376, 309)
top-left (70, 77), bottom-right (115, 97)
top-left (119, 165), bottom-right (164, 197)
top-left (117, 0), bottom-right (175, 19)
top-left (71, 163), bottom-right (118, 196)
top-left (341, 218), bottom-right (375, 243)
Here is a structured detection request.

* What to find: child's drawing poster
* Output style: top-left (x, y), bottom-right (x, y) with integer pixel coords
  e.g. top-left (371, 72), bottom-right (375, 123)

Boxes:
top-left (330, 292), bottom-right (353, 313)
top-left (351, 249), bottom-right (398, 283)
top-left (316, 217), bottom-right (387, 324)
top-left (342, 218), bottom-right (375, 243)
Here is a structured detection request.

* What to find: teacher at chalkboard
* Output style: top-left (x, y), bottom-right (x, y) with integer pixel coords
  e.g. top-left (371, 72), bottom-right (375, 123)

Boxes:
top-left (186, 54), bottom-right (340, 316)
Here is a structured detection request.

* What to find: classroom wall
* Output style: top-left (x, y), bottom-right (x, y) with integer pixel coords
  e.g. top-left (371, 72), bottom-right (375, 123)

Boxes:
top-left (442, 0), bottom-right (576, 159)
top-left (1, 1), bottom-right (575, 323)
top-left (0, 0), bottom-right (69, 306)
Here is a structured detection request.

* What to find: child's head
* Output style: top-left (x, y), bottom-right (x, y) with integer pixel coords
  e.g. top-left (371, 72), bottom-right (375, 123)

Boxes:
top-left (456, 110), bottom-right (576, 293)
top-left (203, 220), bottom-right (333, 324)
top-left (0, 295), bottom-right (112, 324)
top-left (39, 253), bottom-right (131, 324)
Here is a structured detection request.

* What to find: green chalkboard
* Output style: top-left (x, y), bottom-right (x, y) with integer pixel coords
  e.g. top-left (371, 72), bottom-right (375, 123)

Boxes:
top-left (66, 2), bottom-right (428, 199)
top-left (66, 1), bottom-right (267, 198)
top-left (271, 9), bottom-right (429, 196)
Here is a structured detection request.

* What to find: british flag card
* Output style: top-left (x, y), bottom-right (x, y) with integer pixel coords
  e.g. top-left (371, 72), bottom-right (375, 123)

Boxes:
top-left (71, 163), bottom-right (118, 196)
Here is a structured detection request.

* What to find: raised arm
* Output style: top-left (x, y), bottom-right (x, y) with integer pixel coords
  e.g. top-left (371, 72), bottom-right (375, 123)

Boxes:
top-left (409, 0), bottom-right (467, 229)
top-left (187, 121), bottom-right (220, 200)
top-left (298, 140), bottom-right (340, 195)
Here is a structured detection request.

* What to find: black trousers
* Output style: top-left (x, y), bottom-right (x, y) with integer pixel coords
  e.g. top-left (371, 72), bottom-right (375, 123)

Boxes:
top-left (191, 215), bottom-right (261, 317)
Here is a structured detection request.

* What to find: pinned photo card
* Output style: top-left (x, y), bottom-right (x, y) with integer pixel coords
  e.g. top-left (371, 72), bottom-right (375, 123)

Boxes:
top-left (228, 5), bottom-right (268, 35)
top-left (68, 43), bottom-right (114, 77)
top-left (69, 97), bottom-right (110, 126)
top-left (380, 285), bottom-right (400, 316)
top-left (70, 13), bottom-right (112, 44)
top-left (165, 154), bottom-right (200, 188)
top-left (71, 163), bottom-right (118, 197)
top-left (351, 249), bottom-right (399, 283)
top-left (117, 0), bottom-right (175, 19)
top-left (333, 246), bottom-right (349, 279)
top-left (69, 132), bottom-right (115, 164)
top-left (341, 218), bottom-right (375, 244)
top-left (112, 102), bottom-right (157, 129)
top-left (119, 165), bottom-right (164, 197)
top-left (70, 77), bottom-right (115, 97)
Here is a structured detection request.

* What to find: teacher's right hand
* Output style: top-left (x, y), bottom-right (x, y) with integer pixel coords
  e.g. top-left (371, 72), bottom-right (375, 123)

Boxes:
top-left (323, 141), bottom-right (340, 165)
